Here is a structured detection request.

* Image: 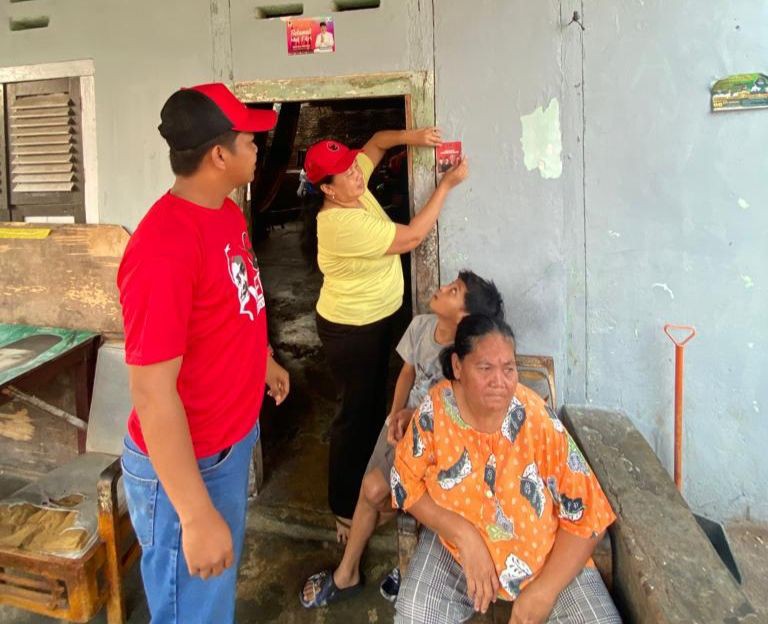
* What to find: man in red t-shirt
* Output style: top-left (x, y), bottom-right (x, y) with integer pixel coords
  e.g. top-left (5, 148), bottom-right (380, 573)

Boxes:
top-left (118, 83), bottom-right (289, 623)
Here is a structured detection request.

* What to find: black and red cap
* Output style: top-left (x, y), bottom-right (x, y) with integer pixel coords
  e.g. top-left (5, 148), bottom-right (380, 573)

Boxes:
top-left (158, 83), bottom-right (277, 151)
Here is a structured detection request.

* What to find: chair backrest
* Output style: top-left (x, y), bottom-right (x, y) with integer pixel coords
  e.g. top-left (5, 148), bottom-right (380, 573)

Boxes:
top-left (85, 341), bottom-right (132, 456)
top-left (516, 354), bottom-right (556, 409)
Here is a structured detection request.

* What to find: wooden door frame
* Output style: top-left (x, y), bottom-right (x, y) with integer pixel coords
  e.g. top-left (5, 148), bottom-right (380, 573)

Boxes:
top-left (234, 71), bottom-right (439, 313)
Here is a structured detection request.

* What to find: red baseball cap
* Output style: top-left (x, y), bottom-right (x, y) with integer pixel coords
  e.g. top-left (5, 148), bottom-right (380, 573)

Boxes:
top-left (304, 140), bottom-right (359, 183)
top-left (158, 82), bottom-right (277, 150)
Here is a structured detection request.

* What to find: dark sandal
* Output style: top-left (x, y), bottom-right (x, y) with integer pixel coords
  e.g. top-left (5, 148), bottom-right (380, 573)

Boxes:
top-left (299, 568), bottom-right (364, 608)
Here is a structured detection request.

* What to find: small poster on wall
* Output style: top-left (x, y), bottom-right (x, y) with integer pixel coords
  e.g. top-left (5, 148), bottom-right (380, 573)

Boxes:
top-left (286, 17), bottom-right (336, 55)
top-left (436, 141), bottom-right (462, 174)
top-left (711, 73), bottom-right (768, 112)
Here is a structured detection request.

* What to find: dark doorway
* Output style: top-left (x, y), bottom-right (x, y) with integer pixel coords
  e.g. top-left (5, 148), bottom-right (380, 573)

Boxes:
top-left (247, 96), bottom-right (411, 533)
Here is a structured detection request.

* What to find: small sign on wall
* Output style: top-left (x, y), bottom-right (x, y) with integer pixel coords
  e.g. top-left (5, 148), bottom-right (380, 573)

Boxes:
top-left (286, 17), bottom-right (335, 55)
top-left (711, 73), bottom-right (768, 112)
top-left (436, 142), bottom-right (462, 174)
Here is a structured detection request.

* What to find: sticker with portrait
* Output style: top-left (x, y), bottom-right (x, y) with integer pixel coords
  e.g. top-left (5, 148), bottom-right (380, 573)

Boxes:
top-left (286, 17), bottom-right (336, 55)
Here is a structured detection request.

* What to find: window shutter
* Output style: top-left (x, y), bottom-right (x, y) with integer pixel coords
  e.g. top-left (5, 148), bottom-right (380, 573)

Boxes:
top-left (5, 77), bottom-right (85, 222)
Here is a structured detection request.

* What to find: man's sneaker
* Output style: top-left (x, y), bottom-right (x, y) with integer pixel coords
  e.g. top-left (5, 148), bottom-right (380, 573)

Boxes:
top-left (379, 567), bottom-right (401, 602)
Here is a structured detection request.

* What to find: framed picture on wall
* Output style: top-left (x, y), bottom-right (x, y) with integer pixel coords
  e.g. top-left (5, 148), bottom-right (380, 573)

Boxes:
top-left (711, 73), bottom-right (768, 112)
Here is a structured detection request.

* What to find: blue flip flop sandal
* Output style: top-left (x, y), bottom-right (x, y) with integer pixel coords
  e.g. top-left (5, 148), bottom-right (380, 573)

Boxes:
top-left (299, 568), bottom-right (364, 608)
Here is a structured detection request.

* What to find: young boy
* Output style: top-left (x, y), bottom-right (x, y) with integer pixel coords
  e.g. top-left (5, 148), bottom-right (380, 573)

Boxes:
top-left (300, 270), bottom-right (504, 608)
top-left (118, 83), bottom-right (289, 623)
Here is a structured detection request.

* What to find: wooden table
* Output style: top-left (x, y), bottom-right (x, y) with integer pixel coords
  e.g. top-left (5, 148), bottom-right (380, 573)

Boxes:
top-left (0, 324), bottom-right (100, 453)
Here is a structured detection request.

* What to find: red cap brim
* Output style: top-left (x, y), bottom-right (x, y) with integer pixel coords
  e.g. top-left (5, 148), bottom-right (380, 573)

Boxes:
top-left (332, 149), bottom-right (359, 175)
top-left (232, 108), bottom-right (278, 133)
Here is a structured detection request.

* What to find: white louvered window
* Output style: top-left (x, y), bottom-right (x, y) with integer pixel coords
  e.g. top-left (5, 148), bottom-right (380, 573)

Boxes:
top-left (1, 77), bottom-right (85, 222)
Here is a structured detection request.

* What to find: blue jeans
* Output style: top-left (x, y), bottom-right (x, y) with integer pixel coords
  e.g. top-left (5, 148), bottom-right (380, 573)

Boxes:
top-left (121, 424), bottom-right (259, 624)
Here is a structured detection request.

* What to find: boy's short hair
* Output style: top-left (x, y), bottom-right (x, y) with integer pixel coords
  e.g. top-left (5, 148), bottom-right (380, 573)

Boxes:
top-left (168, 130), bottom-right (238, 176)
top-left (459, 270), bottom-right (504, 320)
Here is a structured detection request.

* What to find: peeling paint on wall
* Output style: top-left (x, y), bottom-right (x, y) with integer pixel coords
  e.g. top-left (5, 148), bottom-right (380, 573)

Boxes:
top-left (520, 98), bottom-right (563, 179)
top-left (738, 197), bottom-right (750, 210)
top-left (740, 274), bottom-right (755, 289)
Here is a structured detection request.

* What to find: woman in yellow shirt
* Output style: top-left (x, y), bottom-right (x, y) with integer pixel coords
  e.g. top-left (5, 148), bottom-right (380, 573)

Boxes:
top-left (303, 130), bottom-right (467, 540)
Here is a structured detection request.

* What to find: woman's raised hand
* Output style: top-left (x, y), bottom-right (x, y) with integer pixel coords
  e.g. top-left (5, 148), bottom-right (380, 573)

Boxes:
top-left (440, 156), bottom-right (469, 189)
top-left (413, 126), bottom-right (442, 147)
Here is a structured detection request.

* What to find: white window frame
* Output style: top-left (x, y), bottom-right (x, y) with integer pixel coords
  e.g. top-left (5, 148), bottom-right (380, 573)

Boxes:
top-left (0, 59), bottom-right (98, 223)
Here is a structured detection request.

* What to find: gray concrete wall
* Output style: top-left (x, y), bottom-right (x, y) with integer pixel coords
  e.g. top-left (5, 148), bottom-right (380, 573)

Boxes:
top-left (583, 0), bottom-right (768, 522)
top-left (433, 0), bottom-right (578, 405)
top-left (2, 0), bottom-right (765, 521)
top-left (230, 0), bottom-right (430, 79)
top-left (434, 0), bottom-right (767, 523)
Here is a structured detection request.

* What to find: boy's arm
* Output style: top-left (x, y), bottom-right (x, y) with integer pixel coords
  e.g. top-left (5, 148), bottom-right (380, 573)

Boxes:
top-left (129, 358), bottom-right (233, 580)
top-left (389, 362), bottom-right (416, 415)
top-left (387, 363), bottom-right (416, 444)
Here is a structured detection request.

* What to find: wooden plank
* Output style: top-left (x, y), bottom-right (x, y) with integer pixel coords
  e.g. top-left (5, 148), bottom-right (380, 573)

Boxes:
top-left (11, 108), bottom-right (70, 120)
top-left (12, 164), bottom-right (73, 175)
top-left (11, 154), bottom-right (73, 164)
top-left (235, 71), bottom-right (415, 103)
top-left (0, 223), bottom-right (129, 335)
top-left (12, 145), bottom-right (72, 156)
top-left (10, 118), bottom-right (71, 130)
top-left (13, 183), bottom-right (75, 193)
top-left (11, 135), bottom-right (71, 146)
top-left (0, 60), bottom-right (95, 83)
top-left (79, 75), bottom-right (98, 224)
top-left (10, 127), bottom-right (72, 137)
top-left (14, 174), bottom-right (75, 184)
top-left (10, 93), bottom-right (69, 108)
top-left (561, 406), bottom-right (759, 624)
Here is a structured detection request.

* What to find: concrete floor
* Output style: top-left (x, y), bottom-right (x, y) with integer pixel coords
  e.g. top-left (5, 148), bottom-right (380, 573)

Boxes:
top-left (1, 224), bottom-right (767, 623)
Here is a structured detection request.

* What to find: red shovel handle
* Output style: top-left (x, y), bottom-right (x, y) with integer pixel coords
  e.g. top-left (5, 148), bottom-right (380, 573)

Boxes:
top-left (663, 323), bottom-right (695, 492)
top-left (664, 324), bottom-right (696, 347)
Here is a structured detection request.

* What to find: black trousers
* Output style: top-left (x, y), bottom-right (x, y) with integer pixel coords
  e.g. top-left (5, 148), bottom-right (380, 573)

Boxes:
top-left (316, 310), bottom-right (400, 519)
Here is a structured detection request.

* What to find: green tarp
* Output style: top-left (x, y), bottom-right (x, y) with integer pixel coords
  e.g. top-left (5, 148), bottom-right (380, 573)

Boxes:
top-left (0, 324), bottom-right (98, 387)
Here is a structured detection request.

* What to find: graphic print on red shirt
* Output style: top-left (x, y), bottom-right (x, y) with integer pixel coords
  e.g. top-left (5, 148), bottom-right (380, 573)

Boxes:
top-left (224, 232), bottom-right (265, 320)
top-left (118, 192), bottom-right (268, 458)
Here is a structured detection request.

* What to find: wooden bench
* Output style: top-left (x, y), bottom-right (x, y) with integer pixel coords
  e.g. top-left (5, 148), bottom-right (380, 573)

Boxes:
top-left (560, 405), bottom-right (758, 623)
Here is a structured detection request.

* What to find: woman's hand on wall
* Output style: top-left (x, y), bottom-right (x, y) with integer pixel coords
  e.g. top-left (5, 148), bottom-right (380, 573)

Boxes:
top-left (410, 126), bottom-right (442, 147)
top-left (439, 156), bottom-right (469, 190)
